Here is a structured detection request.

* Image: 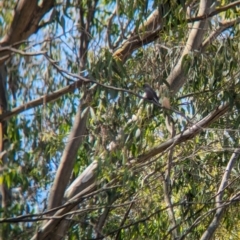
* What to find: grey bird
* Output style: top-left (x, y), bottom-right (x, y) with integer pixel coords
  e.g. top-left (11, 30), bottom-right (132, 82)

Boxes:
top-left (143, 83), bottom-right (159, 105)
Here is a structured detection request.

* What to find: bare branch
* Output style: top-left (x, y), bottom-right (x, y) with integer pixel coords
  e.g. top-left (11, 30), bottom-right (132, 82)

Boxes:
top-left (113, 1), bottom-right (240, 63)
top-left (0, 0), bottom-right (54, 64)
top-left (201, 17), bottom-right (240, 50)
top-left (0, 47), bottom-right (46, 62)
top-left (0, 79), bottom-right (81, 122)
top-left (187, 1), bottom-right (240, 23)
top-left (165, 0), bottom-right (213, 94)
top-left (163, 140), bottom-right (178, 238)
top-left (115, 200), bottom-right (135, 240)
top-left (133, 104), bottom-right (229, 164)
top-left (200, 148), bottom-right (240, 240)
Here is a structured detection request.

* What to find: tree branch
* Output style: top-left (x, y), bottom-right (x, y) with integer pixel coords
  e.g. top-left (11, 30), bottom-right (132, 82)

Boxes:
top-left (187, 1), bottom-right (240, 23)
top-left (200, 148), bottom-right (240, 240)
top-left (133, 104), bottom-right (229, 164)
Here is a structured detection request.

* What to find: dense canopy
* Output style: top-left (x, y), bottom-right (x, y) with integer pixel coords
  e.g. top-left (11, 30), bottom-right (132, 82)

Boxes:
top-left (1, 0), bottom-right (240, 239)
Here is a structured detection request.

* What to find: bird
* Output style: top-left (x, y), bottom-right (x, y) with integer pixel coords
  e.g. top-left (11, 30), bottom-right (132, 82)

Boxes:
top-left (143, 83), bottom-right (160, 105)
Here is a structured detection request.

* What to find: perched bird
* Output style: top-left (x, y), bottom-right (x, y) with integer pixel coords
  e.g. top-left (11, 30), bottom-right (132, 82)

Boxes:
top-left (143, 83), bottom-right (159, 105)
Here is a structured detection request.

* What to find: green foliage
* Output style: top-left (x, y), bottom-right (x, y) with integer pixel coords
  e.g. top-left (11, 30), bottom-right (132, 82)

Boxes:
top-left (2, 0), bottom-right (240, 239)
